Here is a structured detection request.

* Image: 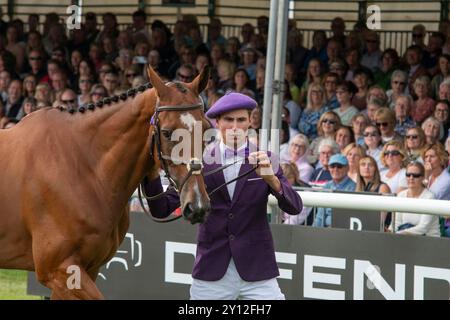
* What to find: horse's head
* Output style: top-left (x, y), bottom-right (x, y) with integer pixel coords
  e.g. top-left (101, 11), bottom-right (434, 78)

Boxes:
top-left (147, 66), bottom-right (212, 224)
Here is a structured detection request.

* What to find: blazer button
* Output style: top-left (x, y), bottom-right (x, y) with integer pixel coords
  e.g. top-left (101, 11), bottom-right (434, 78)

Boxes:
top-left (229, 234), bottom-right (235, 241)
top-left (228, 213), bottom-right (234, 219)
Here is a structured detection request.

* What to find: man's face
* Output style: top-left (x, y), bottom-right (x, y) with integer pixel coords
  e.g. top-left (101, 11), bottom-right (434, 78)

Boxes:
top-left (216, 109), bottom-right (250, 148)
top-left (133, 16), bottom-right (145, 30)
top-left (329, 163), bottom-right (348, 183)
top-left (7, 81), bottom-right (22, 102)
top-left (394, 97), bottom-right (409, 118)
top-left (103, 73), bottom-right (118, 92)
top-left (60, 91), bottom-right (77, 111)
top-left (406, 49), bottom-right (420, 66)
top-left (52, 74), bottom-right (66, 91)
top-left (439, 84), bottom-right (450, 100)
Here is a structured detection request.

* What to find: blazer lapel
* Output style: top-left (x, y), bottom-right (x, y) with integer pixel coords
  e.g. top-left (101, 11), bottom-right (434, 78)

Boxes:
top-left (231, 161), bottom-right (253, 205)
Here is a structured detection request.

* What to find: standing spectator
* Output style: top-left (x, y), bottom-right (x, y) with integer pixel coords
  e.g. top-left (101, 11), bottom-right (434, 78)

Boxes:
top-left (404, 126), bottom-right (427, 163)
top-left (389, 162), bottom-right (440, 237)
top-left (411, 24), bottom-right (427, 49)
top-left (394, 94), bottom-right (416, 136)
top-left (411, 76), bottom-right (436, 123)
top-left (329, 17), bottom-right (346, 47)
top-left (380, 140), bottom-right (408, 194)
top-left (313, 154), bottom-right (356, 227)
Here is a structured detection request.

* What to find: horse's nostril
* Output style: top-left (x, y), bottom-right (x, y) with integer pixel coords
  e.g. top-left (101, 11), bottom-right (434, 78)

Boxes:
top-left (183, 203), bottom-right (194, 219)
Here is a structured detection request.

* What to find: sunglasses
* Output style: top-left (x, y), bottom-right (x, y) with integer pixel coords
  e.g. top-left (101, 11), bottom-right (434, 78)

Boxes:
top-left (376, 122), bottom-right (389, 127)
top-left (406, 135), bottom-right (418, 140)
top-left (92, 91), bottom-right (105, 96)
top-left (126, 73), bottom-right (136, 78)
top-left (29, 56), bottom-right (42, 61)
top-left (61, 99), bottom-right (75, 104)
top-left (363, 132), bottom-right (378, 137)
top-left (329, 163), bottom-right (345, 169)
top-left (406, 172), bottom-right (423, 178)
top-left (323, 119), bottom-right (336, 125)
top-left (384, 150), bottom-right (401, 157)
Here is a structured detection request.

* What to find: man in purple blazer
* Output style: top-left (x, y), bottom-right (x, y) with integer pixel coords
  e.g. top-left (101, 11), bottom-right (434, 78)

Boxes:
top-left (144, 92), bottom-right (302, 299)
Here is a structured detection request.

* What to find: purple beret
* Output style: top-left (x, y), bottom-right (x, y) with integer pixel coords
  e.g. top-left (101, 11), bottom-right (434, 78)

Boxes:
top-left (205, 92), bottom-right (257, 118)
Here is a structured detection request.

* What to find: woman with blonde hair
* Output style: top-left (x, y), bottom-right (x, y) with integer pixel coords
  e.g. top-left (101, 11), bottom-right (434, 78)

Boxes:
top-left (343, 143), bottom-right (367, 182)
top-left (34, 83), bottom-right (54, 106)
top-left (297, 83), bottom-right (327, 139)
top-left (412, 75), bottom-right (436, 123)
top-left (308, 111), bottom-right (341, 164)
top-left (389, 161), bottom-right (440, 237)
top-left (380, 140), bottom-right (408, 194)
top-left (299, 58), bottom-right (323, 106)
top-left (281, 134), bottom-right (314, 183)
top-left (422, 116), bottom-right (443, 146)
top-left (404, 126), bottom-right (427, 163)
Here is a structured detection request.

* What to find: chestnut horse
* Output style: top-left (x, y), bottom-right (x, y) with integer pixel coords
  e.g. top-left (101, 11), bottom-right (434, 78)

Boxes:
top-left (0, 66), bottom-right (211, 299)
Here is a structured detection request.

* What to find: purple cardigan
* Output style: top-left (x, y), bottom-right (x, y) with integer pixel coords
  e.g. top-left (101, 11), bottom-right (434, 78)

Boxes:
top-left (144, 143), bottom-right (302, 281)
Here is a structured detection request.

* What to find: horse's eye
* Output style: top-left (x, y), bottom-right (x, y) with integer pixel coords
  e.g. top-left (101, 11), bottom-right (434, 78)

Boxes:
top-left (161, 130), bottom-right (172, 139)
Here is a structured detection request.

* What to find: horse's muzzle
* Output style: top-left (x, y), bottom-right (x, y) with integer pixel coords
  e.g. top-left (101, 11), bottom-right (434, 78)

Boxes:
top-left (182, 201), bottom-right (211, 224)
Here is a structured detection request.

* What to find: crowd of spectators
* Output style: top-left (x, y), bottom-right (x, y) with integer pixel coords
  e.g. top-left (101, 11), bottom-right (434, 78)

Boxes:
top-left (0, 9), bottom-right (449, 236)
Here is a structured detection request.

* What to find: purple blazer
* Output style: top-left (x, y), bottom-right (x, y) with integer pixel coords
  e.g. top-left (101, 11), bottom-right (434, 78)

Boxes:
top-left (144, 143), bottom-right (302, 281)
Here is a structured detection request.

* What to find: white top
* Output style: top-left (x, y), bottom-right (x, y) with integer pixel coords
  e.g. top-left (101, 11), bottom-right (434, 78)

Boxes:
top-left (427, 169), bottom-right (450, 201)
top-left (392, 189), bottom-right (440, 237)
top-left (366, 147), bottom-right (386, 173)
top-left (220, 141), bottom-right (246, 199)
top-left (280, 151), bottom-right (314, 183)
top-left (380, 168), bottom-right (407, 194)
top-left (335, 106), bottom-right (359, 126)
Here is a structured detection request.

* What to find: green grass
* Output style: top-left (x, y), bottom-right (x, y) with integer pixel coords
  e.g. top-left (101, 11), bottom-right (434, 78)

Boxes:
top-left (0, 269), bottom-right (41, 300)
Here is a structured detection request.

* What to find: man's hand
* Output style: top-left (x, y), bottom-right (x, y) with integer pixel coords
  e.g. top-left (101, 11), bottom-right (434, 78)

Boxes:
top-left (248, 151), bottom-right (281, 192)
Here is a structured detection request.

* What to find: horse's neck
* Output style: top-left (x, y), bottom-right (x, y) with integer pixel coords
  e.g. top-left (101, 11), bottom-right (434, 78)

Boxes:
top-left (77, 90), bottom-right (157, 205)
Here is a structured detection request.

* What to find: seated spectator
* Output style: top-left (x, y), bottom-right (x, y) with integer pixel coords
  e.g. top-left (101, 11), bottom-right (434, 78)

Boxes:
top-left (216, 59), bottom-right (234, 94)
top-left (431, 54), bottom-right (450, 99)
top-left (299, 58), bottom-right (323, 106)
top-left (367, 84), bottom-right (388, 107)
top-left (438, 79), bottom-right (450, 100)
top-left (59, 88), bottom-right (78, 111)
top-left (285, 63), bottom-right (301, 105)
top-left (23, 74), bottom-right (37, 99)
top-left (322, 72), bottom-right (340, 110)
top-left (405, 45), bottom-right (429, 100)
top-left (313, 154), bottom-right (356, 227)
top-left (422, 116), bottom-right (442, 146)
top-left (308, 111), bottom-right (341, 164)
top-left (366, 97), bottom-right (385, 124)
top-left (281, 162), bottom-right (312, 225)
top-left (281, 134), bottom-right (314, 183)
top-left (77, 75), bottom-right (93, 107)
top-left (433, 100), bottom-right (450, 142)
top-left (351, 68), bottom-right (373, 110)
top-left (297, 83), bottom-right (327, 139)
top-left (394, 94), bottom-right (416, 136)
top-left (335, 81), bottom-right (359, 126)
top-left (404, 126), bottom-right (427, 163)
top-left (387, 70), bottom-right (409, 108)
top-left (228, 67), bottom-right (255, 98)
top-left (363, 124), bottom-right (386, 172)
top-left (380, 140), bottom-right (408, 194)
top-left (411, 76), bottom-right (436, 123)
top-left (122, 64), bottom-right (142, 89)
top-left (351, 113), bottom-right (369, 145)
top-left (335, 125), bottom-right (354, 153)
top-left (343, 143), bottom-right (366, 182)
top-left (20, 97), bottom-right (38, 118)
top-left (239, 47), bottom-right (257, 81)
top-left (389, 162), bottom-right (440, 237)
top-left (102, 71), bottom-right (119, 96)
top-left (329, 59), bottom-right (348, 82)
top-left (34, 83), bottom-right (53, 106)
top-left (375, 107), bottom-right (403, 143)
top-left (423, 143), bottom-right (450, 201)
top-left (361, 31), bottom-right (382, 72)
top-left (89, 84), bottom-right (107, 104)
top-left (374, 48), bottom-right (400, 91)
top-left (4, 80), bottom-right (24, 120)
top-left (309, 138), bottom-right (339, 188)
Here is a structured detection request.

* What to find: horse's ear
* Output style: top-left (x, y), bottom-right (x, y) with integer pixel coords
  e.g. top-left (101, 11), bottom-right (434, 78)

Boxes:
top-left (147, 65), bottom-right (168, 98)
top-left (190, 65), bottom-right (210, 96)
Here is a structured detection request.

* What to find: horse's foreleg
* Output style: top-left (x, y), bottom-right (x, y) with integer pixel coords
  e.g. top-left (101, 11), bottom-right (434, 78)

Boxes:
top-left (43, 262), bottom-right (104, 300)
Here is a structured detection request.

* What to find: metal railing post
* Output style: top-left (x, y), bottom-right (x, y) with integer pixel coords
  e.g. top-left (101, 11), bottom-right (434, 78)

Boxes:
top-left (358, 0), bottom-right (367, 24)
top-left (441, 0), bottom-right (449, 21)
top-left (208, 0), bottom-right (216, 18)
top-left (7, 0), bottom-right (14, 20)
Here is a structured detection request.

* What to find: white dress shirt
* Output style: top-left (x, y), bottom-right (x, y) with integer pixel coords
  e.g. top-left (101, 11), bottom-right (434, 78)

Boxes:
top-left (219, 141), bottom-right (246, 199)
